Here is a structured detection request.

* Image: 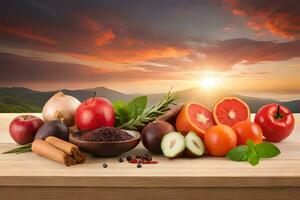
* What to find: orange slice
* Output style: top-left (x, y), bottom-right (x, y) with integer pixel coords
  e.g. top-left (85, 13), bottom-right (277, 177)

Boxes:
top-left (176, 103), bottom-right (214, 138)
top-left (213, 97), bottom-right (250, 127)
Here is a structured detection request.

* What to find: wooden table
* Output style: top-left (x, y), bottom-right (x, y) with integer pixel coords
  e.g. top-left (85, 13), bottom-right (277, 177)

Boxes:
top-left (0, 113), bottom-right (299, 200)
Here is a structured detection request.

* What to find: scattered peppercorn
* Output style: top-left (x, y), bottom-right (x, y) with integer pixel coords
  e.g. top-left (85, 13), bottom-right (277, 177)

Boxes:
top-left (102, 163), bottom-right (108, 168)
top-left (137, 163), bottom-right (142, 168)
top-left (126, 156), bottom-right (132, 161)
top-left (119, 157), bottom-right (124, 163)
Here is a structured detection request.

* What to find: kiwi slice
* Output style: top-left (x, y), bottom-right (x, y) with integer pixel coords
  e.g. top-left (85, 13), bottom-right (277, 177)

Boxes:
top-left (185, 132), bottom-right (205, 157)
top-left (161, 132), bottom-right (185, 158)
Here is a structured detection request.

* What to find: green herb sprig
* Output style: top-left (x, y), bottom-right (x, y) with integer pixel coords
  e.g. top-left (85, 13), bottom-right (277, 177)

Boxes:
top-left (113, 90), bottom-right (176, 130)
top-left (2, 143), bottom-right (32, 154)
top-left (226, 140), bottom-right (281, 166)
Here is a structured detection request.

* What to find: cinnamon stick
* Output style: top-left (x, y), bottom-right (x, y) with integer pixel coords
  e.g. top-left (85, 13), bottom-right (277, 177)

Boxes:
top-left (32, 139), bottom-right (76, 166)
top-left (45, 136), bottom-right (86, 164)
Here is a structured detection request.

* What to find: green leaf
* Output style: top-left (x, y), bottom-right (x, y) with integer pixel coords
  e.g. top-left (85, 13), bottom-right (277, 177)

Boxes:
top-left (113, 100), bottom-right (129, 126)
top-left (113, 100), bottom-right (128, 114)
top-left (127, 96), bottom-right (147, 119)
top-left (255, 143), bottom-right (281, 158)
top-left (226, 145), bottom-right (249, 161)
top-left (247, 140), bottom-right (255, 149)
top-left (248, 151), bottom-right (260, 166)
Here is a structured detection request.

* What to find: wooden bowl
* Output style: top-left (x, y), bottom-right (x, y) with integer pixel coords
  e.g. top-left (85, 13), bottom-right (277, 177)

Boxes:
top-left (69, 129), bottom-right (141, 157)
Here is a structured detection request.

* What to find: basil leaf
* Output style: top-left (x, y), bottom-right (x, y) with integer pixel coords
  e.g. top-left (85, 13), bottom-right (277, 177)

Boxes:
top-left (226, 145), bottom-right (249, 161)
top-left (247, 140), bottom-right (255, 150)
top-left (128, 96), bottom-right (147, 119)
top-left (248, 151), bottom-right (260, 166)
top-left (255, 143), bottom-right (281, 158)
top-left (113, 100), bottom-right (129, 126)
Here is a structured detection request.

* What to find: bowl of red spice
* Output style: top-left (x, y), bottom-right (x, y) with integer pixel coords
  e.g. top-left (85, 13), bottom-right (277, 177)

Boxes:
top-left (69, 127), bottom-right (141, 157)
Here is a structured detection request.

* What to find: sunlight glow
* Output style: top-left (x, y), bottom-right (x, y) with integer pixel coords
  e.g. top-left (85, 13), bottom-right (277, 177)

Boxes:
top-left (199, 76), bottom-right (221, 90)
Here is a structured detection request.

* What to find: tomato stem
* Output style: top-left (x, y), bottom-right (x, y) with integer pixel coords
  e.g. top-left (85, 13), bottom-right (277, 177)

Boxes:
top-left (275, 104), bottom-right (282, 119)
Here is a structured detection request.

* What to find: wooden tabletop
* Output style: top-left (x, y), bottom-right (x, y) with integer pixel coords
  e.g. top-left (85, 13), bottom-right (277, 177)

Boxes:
top-left (0, 113), bottom-right (299, 189)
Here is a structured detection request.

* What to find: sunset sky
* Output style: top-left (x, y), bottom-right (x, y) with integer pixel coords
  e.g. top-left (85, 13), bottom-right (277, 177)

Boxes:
top-left (0, 0), bottom-right (299, 94)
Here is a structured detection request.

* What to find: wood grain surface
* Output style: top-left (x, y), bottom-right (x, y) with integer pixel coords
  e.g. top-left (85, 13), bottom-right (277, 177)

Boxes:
top-left (0, 113), bottom-right (299, 199)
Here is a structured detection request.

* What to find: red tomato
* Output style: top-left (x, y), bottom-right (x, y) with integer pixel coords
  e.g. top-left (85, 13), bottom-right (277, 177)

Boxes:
top-left (204, 124), bottom-right (237, 156)
top-left (254, 104), bottom-right (294, 142)
top-left (232, 121), bottom-right (263, 145)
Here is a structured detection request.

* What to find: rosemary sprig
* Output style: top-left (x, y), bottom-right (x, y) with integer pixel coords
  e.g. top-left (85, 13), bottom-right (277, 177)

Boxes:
top-left (118, 90), bottom-right (176, 130)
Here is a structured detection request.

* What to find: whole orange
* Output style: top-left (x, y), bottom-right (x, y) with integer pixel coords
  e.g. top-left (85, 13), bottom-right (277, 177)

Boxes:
top-left (232, 121), bottom-right (263, 145)
top-left (204, 124), bottom-right (237, 156)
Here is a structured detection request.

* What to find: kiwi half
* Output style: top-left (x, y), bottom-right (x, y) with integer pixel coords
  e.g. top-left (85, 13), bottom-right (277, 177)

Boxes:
top-left (185, 131), bottom-right (205, 157)
top-left (161, 132), bottom-right (185, 158)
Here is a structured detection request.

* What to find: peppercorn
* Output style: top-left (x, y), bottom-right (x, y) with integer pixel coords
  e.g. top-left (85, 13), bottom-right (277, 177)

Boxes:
top-left (126, 156), bottom-right (132, 161)
top-left (119, 157), bottom-right (124, 163)
top-left (102, 163), bottom-right (108, 168)
top-left (137, 163), bottom-right (142, 168)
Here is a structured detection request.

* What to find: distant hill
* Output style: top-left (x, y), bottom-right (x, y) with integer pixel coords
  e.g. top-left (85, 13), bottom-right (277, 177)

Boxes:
top-left (0, 87), bottom-right (135, 113)
top-left (148, 87), bottom-right (300, 113)
top-left (0, 87), bottom-right (299, 113)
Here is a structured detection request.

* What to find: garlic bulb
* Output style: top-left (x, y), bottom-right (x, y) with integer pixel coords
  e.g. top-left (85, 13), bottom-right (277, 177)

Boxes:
top-left (42, 91), bottom-right (81, 127)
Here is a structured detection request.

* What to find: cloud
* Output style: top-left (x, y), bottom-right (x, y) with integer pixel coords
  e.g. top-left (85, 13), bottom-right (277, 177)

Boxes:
top-left (196, 38), bottom-right (300, 69)
top-left (0, 25), bottom-right (57, 45)
top-left (0, 1), bottom-right (192, 65)
top-left (95, 29), bottom-right (116, 46)
top-left (224, 0), bottom-right (300, 39)
top-left (0, 53), bottom-right (178, 84)
top-left (0, 0), bottom-right (299, 86)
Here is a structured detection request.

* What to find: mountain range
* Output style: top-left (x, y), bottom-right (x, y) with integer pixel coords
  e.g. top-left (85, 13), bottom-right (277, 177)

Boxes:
top-left (0, 87), bottom-right (299, 113)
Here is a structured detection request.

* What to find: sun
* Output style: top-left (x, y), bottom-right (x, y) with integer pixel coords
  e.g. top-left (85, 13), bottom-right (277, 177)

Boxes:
top-left (199, 76), bottom-right (221, 90)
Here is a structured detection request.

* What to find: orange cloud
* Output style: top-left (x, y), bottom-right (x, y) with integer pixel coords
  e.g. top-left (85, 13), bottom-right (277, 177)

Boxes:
top-left (247, 21), bottom-right (262, 31)
top-left (265, 13), bottom-right (300, 40)
top-left (232, 9), bottom-right (245, 16)
top-left (0, 25), bottom-right (57, 45)
top-left (224, 0), bottom-right (300, 39)
top-left (96, 47), bottom-right (189, 63)
top-left (95, 29), bottom-right (116, 46)
top-left (69, 46), bottom-right (188, 63)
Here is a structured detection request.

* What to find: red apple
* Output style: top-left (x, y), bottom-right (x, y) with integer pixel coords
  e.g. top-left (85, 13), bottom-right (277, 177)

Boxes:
top-left (9, 115), bottom-right (44, 145)
top-left (75, 97), bottom-right (115, 130)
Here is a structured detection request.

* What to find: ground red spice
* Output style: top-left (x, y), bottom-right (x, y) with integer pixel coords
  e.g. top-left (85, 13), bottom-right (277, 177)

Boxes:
top-left (127, 154), bottom-right (159, 164)
top-left (129, 159), bottom-right (159, 164)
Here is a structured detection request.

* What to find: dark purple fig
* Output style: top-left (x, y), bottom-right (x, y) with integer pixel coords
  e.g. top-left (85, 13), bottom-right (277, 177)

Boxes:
top-left (141, 120), bottom-right (174, 154)
top-left (35, 120), bottom-right (68, 141)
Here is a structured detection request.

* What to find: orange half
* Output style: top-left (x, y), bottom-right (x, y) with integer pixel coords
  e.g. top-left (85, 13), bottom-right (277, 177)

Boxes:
top-left (176, 103), bottom-right (214, 138)
top-left (213, 97), bottom-right (250, 127)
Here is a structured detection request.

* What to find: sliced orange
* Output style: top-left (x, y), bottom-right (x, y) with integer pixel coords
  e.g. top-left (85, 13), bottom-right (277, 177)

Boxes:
top-left (176, 103), bottom-right (214, 138)
top-left (213, 97), bottom-right (250, 127)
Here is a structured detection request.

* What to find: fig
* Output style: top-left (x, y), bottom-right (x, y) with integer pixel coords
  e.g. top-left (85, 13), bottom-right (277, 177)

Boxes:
top-left (184, 132), bottom-right (205, 157)
top-left (35, 120), bottom-right (69, 141)
top-left (161, 132), bottom-right (185, 158)
top-left (141, 120), bottom-right (175, 154)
